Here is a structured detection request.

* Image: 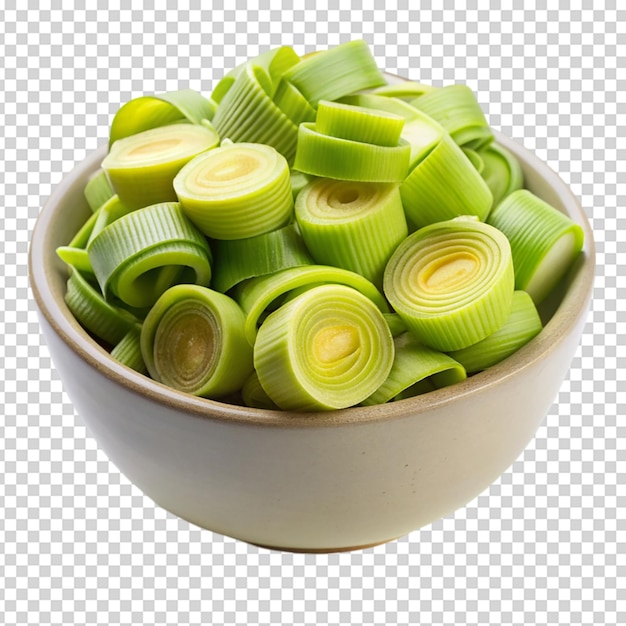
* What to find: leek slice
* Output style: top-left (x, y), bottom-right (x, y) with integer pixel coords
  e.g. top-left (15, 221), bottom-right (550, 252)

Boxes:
top-left (173, 141), bottom-right (294, 240)
top-left (400, 133), bottom-right (493, 229)
top-left (87, 202), bottom-right (212, 309)
top-left (290, 169), bottom-right (314, 200)
top-left (338, 94), bottom-right (445, 168)
top-left (211, 224), bottom-right (314, 293)
top-left (362, 333), bottom-right (466, 405)
top-left (281, 39), bottom-right (385, 106)
top-left (448, 290), bottom-right (543, 373)
top-left (109, 89), bottom-right (216, 145)
top-left (411, 84), bottom-right (494, 150)
top-left (478, 142), bottom-right (524, 208)
top-left (315, 100), bottom-right (405, 147)
top-left (84, 169), bottom-right (115, 212)
top-left (56, 247), bottom-right (93, 275)
top-left (212, 64), bottom-right (299, 163)
top-left (234, 265), bottom-right (390, 346)
top-left (384, 218), bottom-right (514, 351)
top-left (293, 123), bottom-right (410, 183)
top-left (295, 179), bottom-right (407, 288)
top-left (67, 208), bottom-right (101, 249)
top-left (140, 284), bottom-right (253, 398)
top-left (371, 81), bottom-right (438, 100)
top-left (487, 189), bottom-right (585, 304)
top-left (110, 325), bottom-right (147, 374)
top-left (272, 78), bottom-right (317, 125)
top-left (102, 123), bottom-right (220, 210)
top-left (64, 269), bottom-right (140, 346)
top-left (254, 284), bottom-right (394, 411)
top-left (86, 194), bottom-right (132, 247)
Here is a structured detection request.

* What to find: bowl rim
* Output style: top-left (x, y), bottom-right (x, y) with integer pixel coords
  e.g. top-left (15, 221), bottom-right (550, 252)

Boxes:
top-left (29, 130), bottom-right (595, 428)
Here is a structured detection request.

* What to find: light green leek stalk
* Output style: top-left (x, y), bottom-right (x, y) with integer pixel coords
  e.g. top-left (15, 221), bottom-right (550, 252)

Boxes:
top-left (140, 284), bottom-right (253, 398)
top-left (110, 325), bottom-right (147, 374)
top-left (254, 284), bottom-right (394, 411)
top-left (384, 217), bottom-right (515, 352)
top-left (478, 142), bottom-right (525, 208)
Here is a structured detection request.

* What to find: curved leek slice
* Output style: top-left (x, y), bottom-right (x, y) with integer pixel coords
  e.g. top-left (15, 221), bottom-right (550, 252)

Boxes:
top-left (281, 39), bottom-right (385, 107)
top-left (315, 100), bottom-right (405, 147)
top-left (86, 194), bottom-right (132, 247)
top-left (84, 169), bottom-right (115, 212)
top-left (371, 81), bottom-right (438, 100)
top-left (293, 123), bottom-right (410, 183)
top-left (463, 147), bottom-right (484, 173)
top-left (110, 325), bottom-right (147, 374)
top-left (290, 169), bottom-right (314, 200)
top-left (362, 333), bottom-right (466, 405)
top-left (109, 89), bottom-right (216, 145)
top-left (212, 64), bottom-right (299, 163)
top-left (254, 284), bottom-right (394, 411)
top-left (140, 284), bottom-right (253, 398)
top-left (241, 371), bottom-right (280, 410)
top-left (211, 224), bottom-right (314, 293)
top-left (295, 179), bottom-right (407, 288)
top-left (400, 133), bottom-right (493, 229)
top-left (234, 265), bottom-right (391, 346)
top-left (411, 84), bottom-right (494, 150)
top-left (272, 78), bottom-right (317, 125)
top-left (478, 142), bottom-right (524, 208)
top-left (102, 123), bottom-right (220, 210)
top-left (448, 290), bottom-right (543, 373)
top-left (173, 142), bottom-right (294, 240)
top-left (64, 269), bottom-right (139, 346)
top-left (88, 202), bottom-right (212, 309)
top-left (56, 247), bottom-right (93, 275)
top-left (384, 218), bottom-right (514, 351)
top-left (487, 189), bottom-right (585, 304)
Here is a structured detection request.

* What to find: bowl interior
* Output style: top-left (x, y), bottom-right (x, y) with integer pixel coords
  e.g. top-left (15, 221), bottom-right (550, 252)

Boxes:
top-left (29, 130), bottom-right (595, 425)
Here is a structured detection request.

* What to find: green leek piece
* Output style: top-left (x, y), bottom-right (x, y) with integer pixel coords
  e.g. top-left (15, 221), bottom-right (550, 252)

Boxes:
top-left (400, 133), bottom-right (494, 229)
top-left (487, 189), bottom-right (585, 304)
top-left (254, 284), bottom-right (394, 411)
top-left (84, 169), bottom-right (115, 212)
top-left (384, 217), bottom-right (515, 351)
top-left (86, 194), bottom-right (133, 246)
top-left (462, 147), bottom-right (484, 173)
top-left (102, 123), bottom-right (220, 210)
top-left (211, 64), bottom-right (299, 163)
top-left (234, 265), bottom-right (391, 346)
top-left (140, 284), bottom-right (254, 398)
top-left (211, 46), bottom-right (301, 104)
top-left (241, 370), bottom-right (280, 410)
top-left (56, 247), bottom-right (93, 275)
top-left (448, 290), bottom-right (543, 373)
top-left (315, 100), bottom-right (405, 147)
top-left (87, 202), bottom-right (213, 309)
top-left (371, 81), bottom-right (438, 100)
top-left (64, 269), bottom-right (140, 346)
top-left (384, 312), bottom-right (407, 337)
top-left (110, 325), bottom-right (147, 374)
top-left (173, 141), bottom-right (294, 240)
top-left (295, 179), bottom-right (407, 288)
top-left (338, 93), bottom-right (445, 168)
top-left (281, 39), bottom-right (386, 107)
top-left (293, 123), bottom-right (410, 183)
top-left (362, 333), bottom-right (466, 405)
top-left (411, 84), bottom-right (494, 150)
top-left (67, 208), bottom-right (101, 249)
top-left (211, 224), bottom-right (314, 293)
top-left (109, 89), bottom-right (217, 145)
top-left (478, 141), bottom-right (524, 208)
top-left (272, 78), bottom-right (317, 125)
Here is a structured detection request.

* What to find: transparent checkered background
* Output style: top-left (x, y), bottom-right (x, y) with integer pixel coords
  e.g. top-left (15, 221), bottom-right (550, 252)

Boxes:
top-left (1, 1), bottom-right (624, 625)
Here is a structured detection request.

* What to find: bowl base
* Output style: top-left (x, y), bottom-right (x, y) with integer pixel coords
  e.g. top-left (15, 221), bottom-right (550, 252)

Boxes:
top-left (250, 536), bottom-right (401, 554)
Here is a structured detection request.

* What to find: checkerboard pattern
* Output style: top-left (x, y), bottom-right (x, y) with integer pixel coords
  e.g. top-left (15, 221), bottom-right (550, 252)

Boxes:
top-left (1, 2), bottom-right (623, 625)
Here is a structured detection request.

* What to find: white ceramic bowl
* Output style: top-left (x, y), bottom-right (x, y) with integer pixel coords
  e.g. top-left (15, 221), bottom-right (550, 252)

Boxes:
top-left (29, 131), bottom-right (594, 553)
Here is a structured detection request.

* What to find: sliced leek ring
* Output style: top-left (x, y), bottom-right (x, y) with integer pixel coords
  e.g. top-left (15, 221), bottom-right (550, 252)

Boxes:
top-left (293, 123), bottom-right (411, 183)
top-left (487, 189), bottom-right (585, 304)
top-left (84, 169), bottom-right (115, 212)
top-left (110, 325), bottom-right (147, 374)
top-left (87, 202), bottom-right (212, 309)
top-left (478, 141), bottom-right (525, 208)
top-left (174, 141), bottom-right (294, 240)
top-left (384, 218), bottom-right (515, 351)
top-left (140, 284), bottom-right (253, 398)
top-left (254, 284), bottom-right (394, 411)
top-left (295, 178), bottom-right (407, 288)
top-left (102, 123), bottom-right (220, 210)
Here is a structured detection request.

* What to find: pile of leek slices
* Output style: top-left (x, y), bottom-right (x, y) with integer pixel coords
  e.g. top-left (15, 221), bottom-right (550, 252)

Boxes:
top-left (57, 40), bottom-right (585, 412)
